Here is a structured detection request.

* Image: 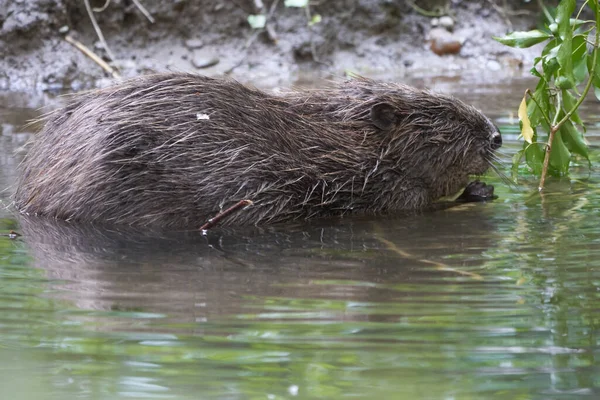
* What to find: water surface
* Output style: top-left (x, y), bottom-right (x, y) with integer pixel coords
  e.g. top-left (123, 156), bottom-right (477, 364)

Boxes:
top-left (1, 78), bottom-right (600, 399)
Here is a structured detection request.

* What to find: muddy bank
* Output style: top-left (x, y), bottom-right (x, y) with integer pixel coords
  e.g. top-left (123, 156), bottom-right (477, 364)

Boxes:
top-left (0, 0), bottom-right (539, 93)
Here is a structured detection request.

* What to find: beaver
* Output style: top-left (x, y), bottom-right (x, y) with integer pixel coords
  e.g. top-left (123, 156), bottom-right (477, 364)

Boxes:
top-left (13, 73), bottom-right (502, 228)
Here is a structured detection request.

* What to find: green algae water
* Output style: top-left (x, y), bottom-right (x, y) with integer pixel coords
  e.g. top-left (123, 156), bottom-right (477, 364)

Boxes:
top-left (1, 78), bottom-right (600, 399)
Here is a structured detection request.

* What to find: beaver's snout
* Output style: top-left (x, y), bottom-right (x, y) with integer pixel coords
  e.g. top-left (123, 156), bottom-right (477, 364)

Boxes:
top-left (491, 130), bottom-right (502, 150)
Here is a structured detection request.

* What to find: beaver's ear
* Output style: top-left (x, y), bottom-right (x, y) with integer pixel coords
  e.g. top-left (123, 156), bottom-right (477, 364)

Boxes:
top-left (370, 103), bottom-right (397, 131)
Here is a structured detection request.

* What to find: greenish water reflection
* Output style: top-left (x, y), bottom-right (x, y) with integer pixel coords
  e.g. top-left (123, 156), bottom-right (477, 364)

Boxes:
top-left (2, 80), bottom-right (600, 399)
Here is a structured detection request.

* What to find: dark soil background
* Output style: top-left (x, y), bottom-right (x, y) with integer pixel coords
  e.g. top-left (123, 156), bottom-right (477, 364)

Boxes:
top-left (1, 0), bottom-right (543, 93)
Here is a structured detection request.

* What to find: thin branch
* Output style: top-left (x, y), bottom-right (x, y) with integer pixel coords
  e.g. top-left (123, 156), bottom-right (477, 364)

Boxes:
top-left (304, 2), bottom-right (319, 62)
top-left (536, 0), bottom-right (553, 23)
top-left (539, 5), bottom-right (600, 191)
top-left (8, 231), bottom-right (21, 240)
top-left (405, 0), bottom-right (448, 17)
top-left (131, 0), bottom-right (155, 23)
top-left (93, 0), bottom-right (111, 12)
top-left (487, 0), bottom-right (513, 31)
top-left (526, 88), bottom-right (552, 127)
top-left (551, 90), bottom-right (562, 126)
top-left (225, 0), bottom-right (280, 74)
top-left (65, 35), bottom-right (121, 79)
top-left (83, 0), bottom-right (116, 61)
top-left (575, 0), bottom-right (590, 21)
top-left (94, 0), bottom-right (154, 23)
top-left (199, 200), bottom-right (254, 231)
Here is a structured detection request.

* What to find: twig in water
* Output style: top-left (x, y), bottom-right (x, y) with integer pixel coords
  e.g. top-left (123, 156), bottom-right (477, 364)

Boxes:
top-left (1, 231), bottom-right (22, 240)
top-left (199, 200), bottom-right (254, 231)
top-left (65, 35), bottom-right (121, 80)
top-left (376, 235), bottom-right (484, 281)
top-left (8, 231), bottom-right (21, 240)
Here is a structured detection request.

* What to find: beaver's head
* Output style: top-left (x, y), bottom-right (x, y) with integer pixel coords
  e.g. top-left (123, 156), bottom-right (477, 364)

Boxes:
top-left (361, 82), bottom-right (502, 200)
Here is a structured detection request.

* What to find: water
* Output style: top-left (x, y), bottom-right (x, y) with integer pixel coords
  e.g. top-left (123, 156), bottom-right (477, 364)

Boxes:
top-left (1, 78), bottom-right (600, 400)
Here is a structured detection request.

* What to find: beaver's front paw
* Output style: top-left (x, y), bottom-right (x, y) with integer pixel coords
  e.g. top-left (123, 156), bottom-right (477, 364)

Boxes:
top-left (456, 180), bottom-right (497, 203)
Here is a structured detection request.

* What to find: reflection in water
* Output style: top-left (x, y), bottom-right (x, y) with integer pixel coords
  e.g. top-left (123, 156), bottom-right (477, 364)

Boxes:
top-left (2, 78), bottom-right (600, 399)
top-left (17, 209), bottom-right (497, 318)
top-left (11, 208), bottom-right (513, 399)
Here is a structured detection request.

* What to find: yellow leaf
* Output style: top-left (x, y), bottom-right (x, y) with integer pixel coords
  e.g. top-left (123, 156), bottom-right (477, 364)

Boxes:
top-left (518, 95), bottom-right (534, 144)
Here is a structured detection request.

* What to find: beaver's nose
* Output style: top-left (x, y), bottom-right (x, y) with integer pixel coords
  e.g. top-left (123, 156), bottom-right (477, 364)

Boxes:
top-left (491, 131), bottom-right (502, 150)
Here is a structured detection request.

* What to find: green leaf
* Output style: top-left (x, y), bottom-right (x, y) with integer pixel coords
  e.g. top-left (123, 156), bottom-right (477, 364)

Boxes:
top-left (562, 89), bottom-right (583, 126)
top-left (569, 18), bottom-right (588, 30)
top-left (549, 131), bottom-right (571, 176)
top-left (284, 0), bottom-right (308, 7)
top-left (588, 50), bottom-right (600, 88)
top-left (542, 41), bottom-right (560, 80)
top-left (511, 149), bottom-right (525, 181)
top-left (525, 143), bottom-right (545, 176)
top-left (573, 54), bottom-right (588, 84)
top-left (560, 120), bottom-right (589, 160)
top-left (530, 66), bottom-right (542, 77)
top-left (555, 0), bottom-right (576, 40)
top-left (571, 35), bottom-right (588, 83)
top-left (519, 95), bottom-right (534, 143)
top-left (541, 38), bottom-right (559, 57)
top-left (247, 14), bottom-right (266, 29)
top-left (595, 86), bottom-right (600, 102)
top-left (309, 14), bottom-right (322, 26)
top-left (556, 75), bottom-right (575, 89)
top-left (527, 80), bottom-right (550, 127)
top-left (556, 40), bottom-right (575, 89)
top-left (492, 30), bottom-right (553, 48)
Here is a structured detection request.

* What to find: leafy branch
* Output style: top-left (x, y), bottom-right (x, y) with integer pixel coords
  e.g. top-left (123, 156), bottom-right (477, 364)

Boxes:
top-left (494, 0), bottom-right (600, 190)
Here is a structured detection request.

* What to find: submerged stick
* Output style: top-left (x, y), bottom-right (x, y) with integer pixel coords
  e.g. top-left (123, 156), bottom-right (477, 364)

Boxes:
top-left (199, 200), bottom-right (254, 231)
top-left (376, 235), bottom-right (484, 281)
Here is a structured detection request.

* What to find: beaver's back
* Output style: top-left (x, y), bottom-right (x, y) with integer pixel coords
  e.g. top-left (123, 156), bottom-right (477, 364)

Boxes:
top-left (14, 74), bottom-right (381, 227)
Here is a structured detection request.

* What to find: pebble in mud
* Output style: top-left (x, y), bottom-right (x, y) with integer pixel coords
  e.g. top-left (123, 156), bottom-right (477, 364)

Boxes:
top-left (439, 16), bottom-right (454, 31)
top-left (429, 27), bottom-right (462, 56)
top-left (192, 51), bottom-right (220, 69)
top-left (184, 38), bottom-right (204, 50)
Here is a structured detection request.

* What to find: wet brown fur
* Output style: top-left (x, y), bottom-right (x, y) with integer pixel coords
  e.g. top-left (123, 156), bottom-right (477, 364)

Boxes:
top-left (14, 73), bottom-right (501, 227)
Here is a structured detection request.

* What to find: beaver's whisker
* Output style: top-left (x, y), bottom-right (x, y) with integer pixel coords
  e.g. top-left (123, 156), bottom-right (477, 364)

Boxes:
top-left (487, 159), bottom-right (515, 187)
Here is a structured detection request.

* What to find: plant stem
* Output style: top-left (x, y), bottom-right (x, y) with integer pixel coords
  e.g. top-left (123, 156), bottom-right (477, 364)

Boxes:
top-left (575, 0), bottom-right (590, 21)
top-left (538, 126), bottom-right (558, 191)
top-left (526, 88), bottom-right (552, 127)
top-left (538, 4), bottom-right (600, 191)
top-left (536, 0), bottom-right (553, 23)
